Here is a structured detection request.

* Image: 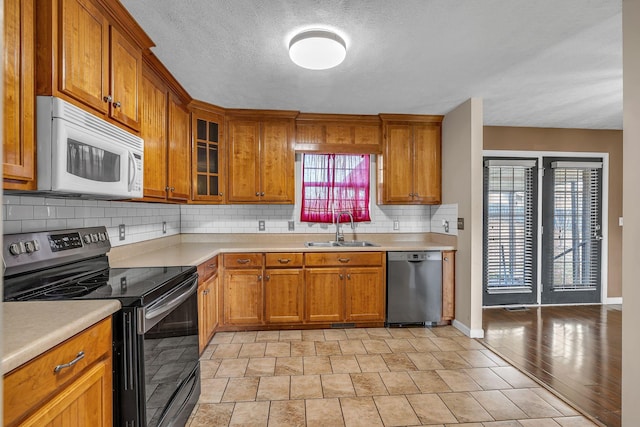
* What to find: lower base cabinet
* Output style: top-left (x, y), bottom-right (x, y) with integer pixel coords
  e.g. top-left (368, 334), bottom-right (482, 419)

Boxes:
top-left (265, 268), bottom-right (304, 323)
top-left (3, 318), bottom-right (113, 427)
top-left (223, 268), bottom-right (263, 325)
top-left (305, 268), bottom-right (344, 323)
top-left (345, 267), bottom-right (385, 322)
top-left (197, 255), bottom-right (219, 353)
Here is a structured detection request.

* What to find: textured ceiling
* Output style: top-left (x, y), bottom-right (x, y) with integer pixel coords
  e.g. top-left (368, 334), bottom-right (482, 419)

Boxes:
top-left (121, 0), bottom-right (622, 129)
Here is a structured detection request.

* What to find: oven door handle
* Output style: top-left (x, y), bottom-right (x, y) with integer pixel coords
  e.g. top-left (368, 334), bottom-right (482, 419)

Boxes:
top-left (138, 274), bottom-right (198, 334)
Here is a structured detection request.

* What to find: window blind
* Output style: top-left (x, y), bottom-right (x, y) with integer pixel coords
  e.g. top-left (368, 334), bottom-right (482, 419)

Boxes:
top-left (483, 161), bottom-right (537, 294)
top-left (545, 165), bottom-right (601, 291)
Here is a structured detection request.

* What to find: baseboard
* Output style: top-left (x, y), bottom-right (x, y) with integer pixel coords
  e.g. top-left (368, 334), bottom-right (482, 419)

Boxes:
top-left (605, 297), bottom-right (622, 305)
top-left (452, 319), bottom-right (485, 338)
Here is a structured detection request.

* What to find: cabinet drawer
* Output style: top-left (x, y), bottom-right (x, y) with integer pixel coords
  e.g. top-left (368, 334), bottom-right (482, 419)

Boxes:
top-left (265, 253), bottom-right (303, 268)
top-left (223, 253), bottom-right (263, 268)
top-left (305, 252), bottom-right (383, 267)
top-left (4, 318), bottom-right (112, 426)
top-left (197, 255), bottom-right (218, 282)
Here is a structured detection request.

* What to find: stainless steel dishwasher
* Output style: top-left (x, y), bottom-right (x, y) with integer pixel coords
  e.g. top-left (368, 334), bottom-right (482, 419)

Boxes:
top-left (386, 251), bottom-right (442, 326)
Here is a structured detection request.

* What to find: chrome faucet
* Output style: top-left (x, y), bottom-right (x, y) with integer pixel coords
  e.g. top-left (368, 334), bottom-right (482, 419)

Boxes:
top-left (335, 211), bottom-right (354, 242)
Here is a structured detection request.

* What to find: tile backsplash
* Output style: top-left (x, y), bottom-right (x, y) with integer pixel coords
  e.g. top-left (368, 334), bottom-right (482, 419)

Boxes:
top-left (2, 195), bottom-right (180, 246)
top-left (2, 195), bottom-right (458, 245)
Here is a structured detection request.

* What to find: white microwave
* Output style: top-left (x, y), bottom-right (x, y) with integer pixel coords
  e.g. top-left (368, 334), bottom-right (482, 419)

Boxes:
top-left (36, 96), bottom-right (143, 199)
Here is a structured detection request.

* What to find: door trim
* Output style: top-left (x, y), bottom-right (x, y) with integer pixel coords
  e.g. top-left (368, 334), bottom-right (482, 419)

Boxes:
top-left (482, 150), bottom-right (609, 305)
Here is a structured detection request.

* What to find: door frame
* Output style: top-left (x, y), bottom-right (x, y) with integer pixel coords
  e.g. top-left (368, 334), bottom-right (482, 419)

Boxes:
top-left (482, 150), bottom-right (609, 306)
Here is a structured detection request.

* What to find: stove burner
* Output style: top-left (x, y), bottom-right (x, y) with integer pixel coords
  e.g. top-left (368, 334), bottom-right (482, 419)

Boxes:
top-left (77, 271), bottom-right (110, 285)
top-left (43, 285), bottom-right (94, 298)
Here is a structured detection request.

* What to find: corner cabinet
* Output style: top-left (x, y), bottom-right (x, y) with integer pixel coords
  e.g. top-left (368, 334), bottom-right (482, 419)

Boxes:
top-left (226, 110), bottom-right (297, 204)
top-left (378, 114), bottom-right (443, 205)
top-left (140, 54), bottom-right (192, 202)
top-left (197, 255), bottom-right (219, 353)
top-left (35, 0), bottom-right (152, 131)
top-left (3, 0), bottom-right (36, 190)
top-left (3, 318), bottom-right (112, 427)
top-left (190, 101), bottom-right (226, 203)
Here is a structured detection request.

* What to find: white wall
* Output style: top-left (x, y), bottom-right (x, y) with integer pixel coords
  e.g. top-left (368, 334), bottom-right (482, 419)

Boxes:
top-left (622, 0), bottom-right (640, 423)
top-left (442, 98), bottom-right (484, 338)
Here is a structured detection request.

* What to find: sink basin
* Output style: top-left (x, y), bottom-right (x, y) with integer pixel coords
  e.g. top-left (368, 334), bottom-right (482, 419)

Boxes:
top-left (338, 241), bottom-right (379, 247)
top-left (304, 241), bottom-right (379, 248)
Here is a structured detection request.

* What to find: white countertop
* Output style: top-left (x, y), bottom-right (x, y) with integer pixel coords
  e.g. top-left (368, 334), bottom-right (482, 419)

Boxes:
top-left (2, 300), bottom-right (121, 374)
top-left (108, 233), bottom-right (457, 267)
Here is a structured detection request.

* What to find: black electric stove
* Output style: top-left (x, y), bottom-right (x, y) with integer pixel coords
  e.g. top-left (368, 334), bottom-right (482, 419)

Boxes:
top-left (3, 226), bottom-right (200, 427)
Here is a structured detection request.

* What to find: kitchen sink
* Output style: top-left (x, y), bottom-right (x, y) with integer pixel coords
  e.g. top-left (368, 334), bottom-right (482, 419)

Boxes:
top-left (304, 241), bottom-right (379, 248)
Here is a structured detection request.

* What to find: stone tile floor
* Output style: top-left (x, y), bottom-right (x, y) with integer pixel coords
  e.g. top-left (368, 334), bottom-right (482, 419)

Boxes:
top-left (186, 326), bottom-right (596, 426)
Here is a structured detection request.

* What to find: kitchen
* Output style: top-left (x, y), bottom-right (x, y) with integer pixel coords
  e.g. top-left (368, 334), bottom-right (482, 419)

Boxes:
top-left (3, 0), bottom-right (638, 426)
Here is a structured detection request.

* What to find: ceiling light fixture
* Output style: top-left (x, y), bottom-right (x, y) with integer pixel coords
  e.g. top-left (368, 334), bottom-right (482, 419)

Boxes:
top-left (289, 30), bottom-right (346, 70)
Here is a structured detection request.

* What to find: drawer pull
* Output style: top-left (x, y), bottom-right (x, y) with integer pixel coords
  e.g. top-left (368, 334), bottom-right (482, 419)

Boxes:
top-left (338, 258), bottom-right (351, 263)
top-left (207, 264), bottom-right (217, 269)
top-left (443, 257), bottom-right (449, 262)
top-left (236, 259), bottom-right (251, 264)
top-left (278, 258), bottom-right (291, 264)
top-left (53, 351), bottom-right (85, 373)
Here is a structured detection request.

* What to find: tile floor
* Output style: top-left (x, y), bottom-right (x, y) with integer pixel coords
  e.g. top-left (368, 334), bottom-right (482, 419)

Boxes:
top-left (187, 326), bottom-right (597, 427)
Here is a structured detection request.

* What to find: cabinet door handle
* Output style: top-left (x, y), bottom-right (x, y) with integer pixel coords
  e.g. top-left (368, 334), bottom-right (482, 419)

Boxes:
top-left (338, 258), bottom-right (351, 263)
top-left (236, 259), bottom-right (250, 264)
top-left (278, 258), bottom-right (291, 264)
top-left (170, 187), bottom-right (175, 191)
top-left (347, 274), bottom-right (351, 280)
top-left (257, 275), bottom-right (262, 281)
top-left (53, 351), bottom-right (85, 373)
top-left (165, 186), bottom-right (170, 191)
top-left (113, 101), bottom-right (121, 108)
top-left (443, 257), bottom-right (449, 261)
top-left (409, 193), bottom-right (414, 197)
top-left (339, 274), bottom-right (344, 280)
top-left (265, 275), bottom-right (270, 280)
top-left (219, 192), bottom-right (223, 196)
top-left (103, 95), bottom-right (113, 103)
top-left (203, 289), bottom-right (209, 295)
top-left (256, 192), bottom-right (260, 196)
top-left (261, 192), bottom-right (265, 196)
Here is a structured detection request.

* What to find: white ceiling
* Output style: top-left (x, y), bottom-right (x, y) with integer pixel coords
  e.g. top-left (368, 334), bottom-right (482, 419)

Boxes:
top-left (121, 0), bottom-right (622, 130)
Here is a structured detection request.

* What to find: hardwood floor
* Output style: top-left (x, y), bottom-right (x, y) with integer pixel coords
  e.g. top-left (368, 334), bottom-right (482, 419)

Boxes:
top-left (481, 305), bottom-right (621, 427)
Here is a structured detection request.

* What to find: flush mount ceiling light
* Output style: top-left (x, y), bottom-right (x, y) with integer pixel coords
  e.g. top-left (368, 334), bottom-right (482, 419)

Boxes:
top-left (289, 30), bottom-right (346, 70)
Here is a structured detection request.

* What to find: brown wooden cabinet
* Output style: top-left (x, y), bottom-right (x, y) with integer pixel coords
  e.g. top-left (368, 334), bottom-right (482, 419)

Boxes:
top-left (226, 110), bottom-right (297, 204)
top-left (197, 256), bottom-right (219, 353)
top-left (190, 101), bottom-right (226, 203)
top-left (222, 253), bottom-right (264, 326)
top-left (304, 252), bottom-right (385, 324)
top-left (3, 0), bottom-right (36, 190)
top-left (35, 0), bottom-right (151, 131)
top-left (378, 114), bottom-right (443, 204)
top-left (264, 253), bottom-right (304, 324)
top-left (442, 250), bottom-right (456, 322)
top-left (140, 54), bottom-right (192, 202)
top-left (295, 113), bottom-right (382, 154)
top-left (3, 318), bottom-right (112, 427)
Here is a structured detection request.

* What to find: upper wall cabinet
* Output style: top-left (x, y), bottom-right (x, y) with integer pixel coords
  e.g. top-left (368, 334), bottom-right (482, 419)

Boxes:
top-left (35, 0), bottom-right (153, 131)
top-left (295, 113), bottom-right (382, 154)
top-left (140, 53), bottom-right (192, 202)
top-left (190, 101), bottom-right (226, 203)
top-left (226, 110), bottom-right (297, 204)
top-left (3, 0), bottom-right (36, 190)
top-left (378, 114), bottom-right (443, 205)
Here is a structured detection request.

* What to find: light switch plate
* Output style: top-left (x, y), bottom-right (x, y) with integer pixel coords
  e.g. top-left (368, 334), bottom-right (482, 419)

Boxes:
top-left (288, 221), bottom-right (295, 231)
top-left (457, 218), bottom-right (464, 230)
top-left (258, 220), bottom-right (266, 231)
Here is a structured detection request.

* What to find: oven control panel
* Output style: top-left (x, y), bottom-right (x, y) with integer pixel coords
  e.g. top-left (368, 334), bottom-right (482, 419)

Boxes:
top-left (4, 226), bottom-right (112, 276)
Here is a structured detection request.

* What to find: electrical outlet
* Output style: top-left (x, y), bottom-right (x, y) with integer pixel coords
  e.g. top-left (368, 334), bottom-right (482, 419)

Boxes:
top-left (457, 217), bottom-right (465, 230)
top-left (162, 221), bottom-right (167, 234)
top-left (288, 221), bottom-right (295, 231)
top-left (119, 224), bottom-right (126, 241)
top-left (258, 220), bottom-right (266, 231)
top-left (393, 219), bottom-right (399, 230)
